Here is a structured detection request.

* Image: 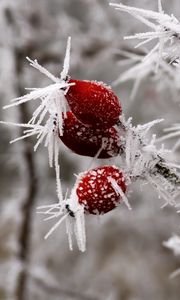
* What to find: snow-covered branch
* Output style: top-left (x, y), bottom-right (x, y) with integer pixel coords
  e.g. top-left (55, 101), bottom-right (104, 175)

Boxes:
top-left (118, 116), bottom-right (180, 206)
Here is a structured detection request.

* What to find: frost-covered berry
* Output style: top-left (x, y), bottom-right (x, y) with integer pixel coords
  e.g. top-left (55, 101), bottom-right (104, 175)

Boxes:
top-left (76, 166), bottom-right (127, 215)
top-left (60, 112), bottom-right (121, 158)
top-left (66, 79), bottom-right (122, 129)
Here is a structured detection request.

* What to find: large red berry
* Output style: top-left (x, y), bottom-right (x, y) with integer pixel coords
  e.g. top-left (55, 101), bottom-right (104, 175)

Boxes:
top-left (60, 112), bottom-right (121, 158)
top-left (66, 79), bottom-right (121, 129)
top-left (76, 166), bottom-right (126, 215)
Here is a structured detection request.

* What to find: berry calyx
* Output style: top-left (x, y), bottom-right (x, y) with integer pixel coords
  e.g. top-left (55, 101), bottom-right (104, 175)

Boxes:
top-left (59, 112), bottom-right (121, 158)
top-left (66, 79), bottom-right (122, 129)
top-left (76, 166), bottom-right (127, 215)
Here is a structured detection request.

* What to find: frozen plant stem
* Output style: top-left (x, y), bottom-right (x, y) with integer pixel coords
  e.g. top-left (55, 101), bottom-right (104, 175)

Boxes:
top-left (117, 118), bottom-right (180, 198)
top-left (154, 160), bottom-right (180, 185)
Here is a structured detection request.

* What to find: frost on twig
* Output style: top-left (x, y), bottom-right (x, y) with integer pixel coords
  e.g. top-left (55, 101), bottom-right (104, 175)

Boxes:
top-left (112, 48), bottom-right (180, 100)
top-left (37, 175), bottom-right (86, 252)
top-left (110, 1), bottom-right (180, 59)
top-left (110, 1), bottom-right (180, 99)
top-left (158, 123), bottom-right (180, 151)
top-left (118, 116), bottom-right (180, 206)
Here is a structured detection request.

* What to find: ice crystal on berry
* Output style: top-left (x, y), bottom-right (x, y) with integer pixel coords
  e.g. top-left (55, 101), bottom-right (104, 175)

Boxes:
top-left (37, 165), bottom-right (128, 250)
top-left (2, 37), bottom-right (72, 136)
top-left (3, 37), bottom-right (72, 133)
top-left (0, 37), bottom-right (74, 185)
top-left (37, 175), bottom-right (86, 252)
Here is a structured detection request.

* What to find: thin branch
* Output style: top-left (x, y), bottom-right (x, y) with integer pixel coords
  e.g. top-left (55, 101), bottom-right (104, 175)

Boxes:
top-left (14, 46), bottom-right (38, 300)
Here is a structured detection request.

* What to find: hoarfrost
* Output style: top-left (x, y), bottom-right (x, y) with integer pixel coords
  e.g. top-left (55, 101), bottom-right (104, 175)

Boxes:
top-left (118, 116), bottom-right (180, 206)
top-left (110, 1), bottom-right (180, 99)
top-left (1, 37), bottom-right (74, 189)
top-left (37, 174), bottom-right (86, 252)
top-left (163, 235), bottom-right (180, 278)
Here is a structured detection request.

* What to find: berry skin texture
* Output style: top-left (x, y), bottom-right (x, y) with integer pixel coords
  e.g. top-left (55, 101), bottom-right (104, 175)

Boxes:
top-left (76, 166), bottom-right (126, 215)
top-left (60, 112), bottom-right (121, 158)
top-left (66, 79), bottom-right (122, 129)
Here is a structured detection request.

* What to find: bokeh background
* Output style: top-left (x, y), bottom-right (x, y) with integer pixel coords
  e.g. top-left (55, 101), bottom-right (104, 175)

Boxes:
top-left (0, 0), bottom-right (180, 299)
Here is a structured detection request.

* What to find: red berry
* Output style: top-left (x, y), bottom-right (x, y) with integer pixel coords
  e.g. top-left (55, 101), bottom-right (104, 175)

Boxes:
top-left (66, 79), bottom-right (122, 129)
top-left (60, 112), bottom-right (121, 158)
top-left (76, 166), bottom-right (126, 215)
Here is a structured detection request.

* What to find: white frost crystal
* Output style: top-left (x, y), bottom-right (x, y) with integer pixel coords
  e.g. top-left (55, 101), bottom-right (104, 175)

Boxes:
top-left (163, 235), bottom-right (180, 278)
top-left (110, 1), bottom-right (180, 99)
top-left (37, 176), bottom-right (86, 252)
top-left (119, 116), bottom-right (180, 206)
top-left (110, 1), bottom-right (180, 58)
top-left (0, 37), bottom-right (74, 187)
top-left (164, 235), bottom-right (180, 256)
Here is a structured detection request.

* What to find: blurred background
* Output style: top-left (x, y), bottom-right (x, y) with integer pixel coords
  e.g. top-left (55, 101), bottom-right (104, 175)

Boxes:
top-left (0, 0), bottom-right (180, 299)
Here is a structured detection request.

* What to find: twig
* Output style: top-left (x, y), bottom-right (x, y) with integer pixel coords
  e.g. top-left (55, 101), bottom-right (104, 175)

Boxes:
top-left (14, 46), bottom-right (38, 300)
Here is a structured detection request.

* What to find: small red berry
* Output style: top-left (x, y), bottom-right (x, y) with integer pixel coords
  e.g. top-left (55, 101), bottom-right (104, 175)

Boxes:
top-left (60, 112), bottom-right (121, 158)
top-left (76, 166), bottom-right (126, 215)
top-left (66, 79), bottom-right (122, 129)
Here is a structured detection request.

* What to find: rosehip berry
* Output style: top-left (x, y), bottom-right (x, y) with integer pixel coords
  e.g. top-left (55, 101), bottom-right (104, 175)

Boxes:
top-left (66, 79), bottom-right (121, 129)
top-left (60, 112), bottom-right (121, 158)
top-left (76, 166), bottom-right (126, 215)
